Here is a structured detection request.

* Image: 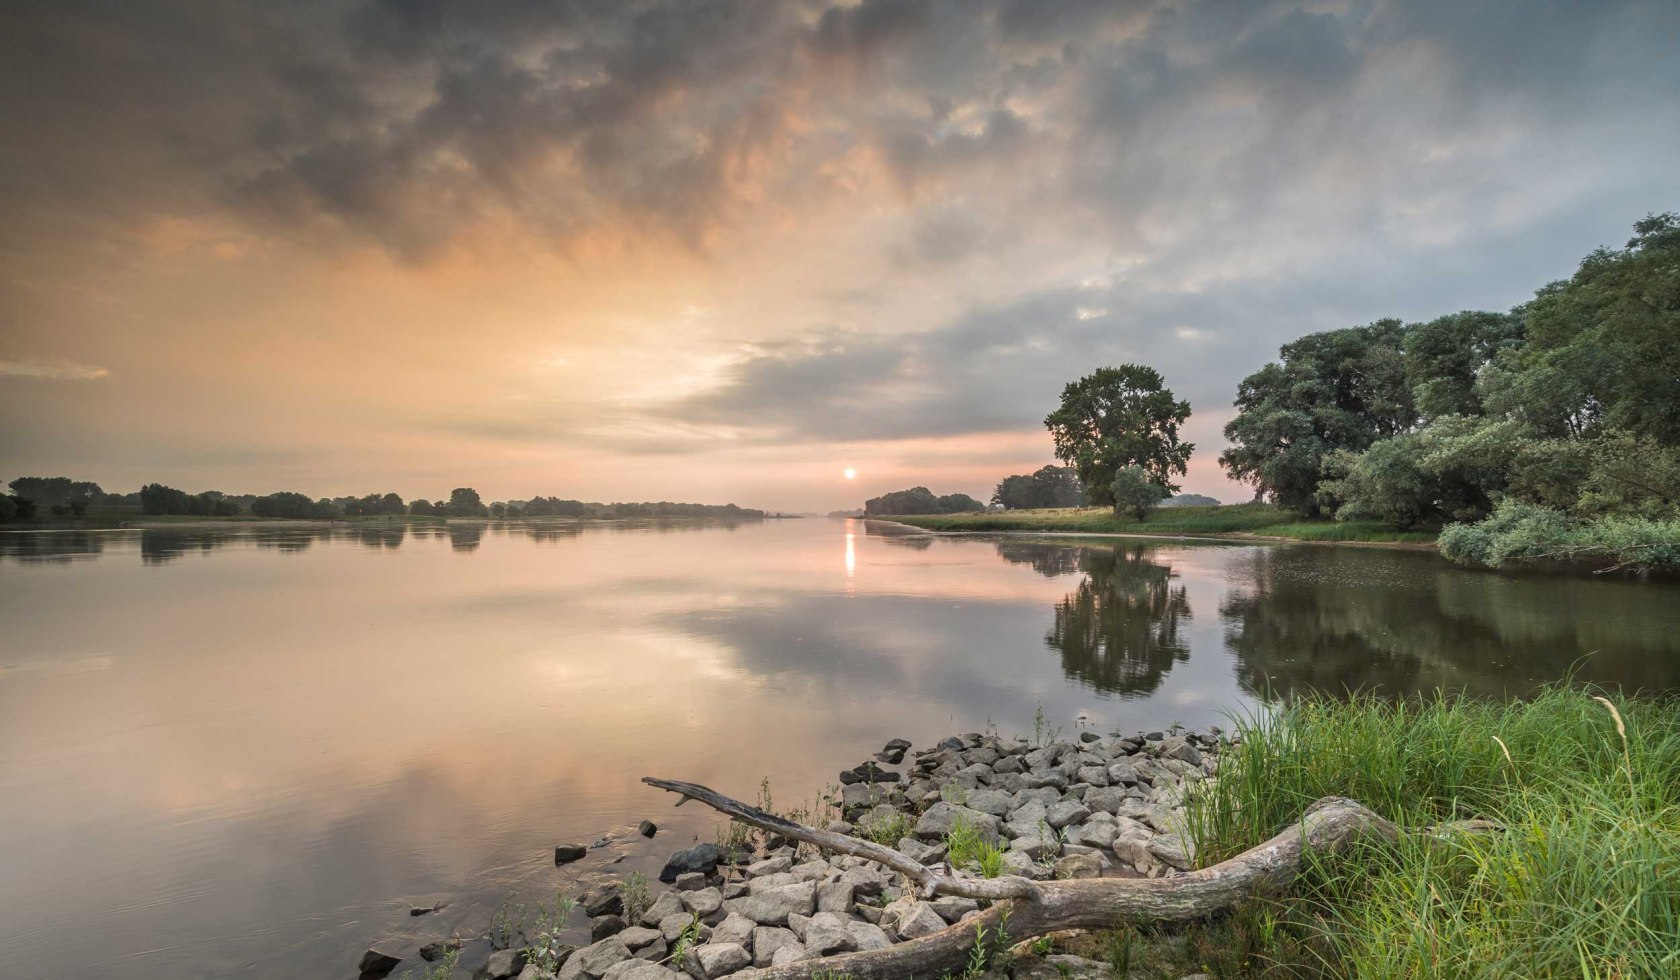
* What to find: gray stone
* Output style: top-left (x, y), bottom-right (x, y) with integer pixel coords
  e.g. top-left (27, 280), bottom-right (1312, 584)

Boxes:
top-left (680, 888), bottom-right (723, 917)
top-left (1106, 762), bottom-right (1140, 786)
top-left (602, 962), bottom-right (681, 980)
top-left (1044, 800), bottom-right (1090, 830)
top-left (751, 928), bottom-right (798, 968)
top-left (913, 802), bottom-right (1000, 842)
top-left (1147, 834), bottom-right (1195, 871)
top-left (555, 844), bottom-right (589, 865)
top-left (747, 872), bottom-right (797, 892)
top-left (694, 942), bottom-right (750, 979)
top-left (1000, 850), bottom-right (1038, 878)
top-left (675, 872), bottom-right (709, 892)
top-left (639, 820), bottom-right (659, 839)
top-left (882, 899), bottom-right (948, 939)
top-left (707, 913), bottom-right (756, 949)
top-left (1009, 836), bottom-right (1056, 861)
top-left (846, 919), bottom-right (892, 951)
top-left (815, 880), bottom-right (853, 913)
top-left (518, 965), bottom-right (557, 980)
top-left (618, 927), bottom-right (665, 952)
top-left (582, 883), bottom-right (624, 917)
top-left (658, 914), bottom-right (707, 944)
top-left (660, 843), bottom-right (722, 883)
top-left (803, 912), bottom-right (854, 955)
top-left (896, 837), bottom-right (946, 865)
top-left (746, 855), bottom-right (791, 877)
top-left (1069, 822), bottom-right (1117, 849)
top-left (839, 865), bottom-right (887, 897)
top-left (485, 948), bottom-right (528, 979)
top-left (789, 860), bottom-right (829, 883)
top-left (965, 788), bottom-right (1013, 816)
top-left (592, 915), bottom-right (628, 941)
top-left (723, 881), bottom-right (815, 925)
top-left (930, 896), bottom-right (979, 923)
top-left (573, 937), bottom-right (632, 978)
top-left (1082, 786), bottom-right (1127, 815)
top-left (1159, 737), bottom-right (1203, 767)
top-left (1074, 766), bottom-right (1109, 787)
top-left (1053, 852), bottom-right (1104, 879)
top-left (641, 892), bottom-right (685, 927)
top-left (841, 782), bottom-right (890, 809)
top-left (1024, 771), bottom-right (1068, 791)
top-left (769, 942), bottom-right (815, 968)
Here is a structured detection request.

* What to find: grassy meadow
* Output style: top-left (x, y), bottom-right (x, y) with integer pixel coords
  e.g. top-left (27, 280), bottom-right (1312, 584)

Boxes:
top-left (885, 503), bottom-right (1438, 544)
top-left (1068, 689), bottom-right (1680, 978)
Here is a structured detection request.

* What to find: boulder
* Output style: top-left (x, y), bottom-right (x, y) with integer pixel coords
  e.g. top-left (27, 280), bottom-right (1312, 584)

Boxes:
top-left (815, 880), bottom-right (853, 913)
top-left (618, 927), bottom-right (665, 952)
top-left (770, 941), bottom-right (815, 967)
top-left (1052, 852), bottom-right (1104, 879)
top-left (1159, 737), bottom-right (1203, 767)
top-left (694, 942), bottom-right (750, 979)
top-left (602, 962), bottom-right (682, 980)
top-left (658, 914), bottom-right (708, 944)
top-left (723, 881), bottom-right (815, 925)
top-left (750, 927), bottom-right (798, 968)
top-left (1147, 834), bottom-right (1195, 871)
top-left (485, 948), bottom-right (529, 979)
top-left (680, 888), bottom-right (723, 917)
top-left (358, 946), bottom-right (402, 979)
top-left (675, 872), bottom-right (709, 892)
top-left (592, 915), bottom-right (628, 941)
top-left (846, 919), bottom-right (892, 951)
top-left (572, 937), bottom-right (632, 979)
top-left (555, 844), bottom-right (589, 865)
top-left (881, 899), bottom-right (947, 939)
top-left (1044, 800), bottom-right (1091, 830)
top-left (896, 837), bottom-right (946, 866)
top-left (913, 802), bottom-right (1000, 842)
top-left (803, 912), bottom-right (854, 955)
top-left (1074, 766), bottom-right (1109, 787)
top-left (638, 820), bottom-right (659, 839)
top-left (930, 896), bottom-right (979, 923)
top-left (746, 855), bottom-right (792, 877)
top-left (641, 892), bottom-right (685, 927)
top-left (965, 788), bottom-right (1013, 816)
top-left (582, 883), bottom-right (624, 917)
top-left (1082, 785), bottom-right (1127, 815)
top-left (418, 939), bottom-right (462, 962)
top-left (660, 844), bottom-right (722, 883)
top-left (708, 913), bottom-right (756, 949)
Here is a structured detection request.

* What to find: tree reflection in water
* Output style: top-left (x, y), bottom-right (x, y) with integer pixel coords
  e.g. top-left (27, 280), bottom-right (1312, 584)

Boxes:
top-left (998, 541), bottom-right (1192, 697)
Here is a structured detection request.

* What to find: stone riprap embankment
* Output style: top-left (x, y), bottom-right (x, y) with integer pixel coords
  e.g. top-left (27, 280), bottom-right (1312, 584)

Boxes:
top-left (361, 727), bottom-right (1228, 980)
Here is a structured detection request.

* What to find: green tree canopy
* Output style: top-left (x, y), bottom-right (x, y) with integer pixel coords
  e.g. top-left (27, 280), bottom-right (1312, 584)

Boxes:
top-left (991, 465), bottom-right (1084, 510)
top-left (1044, 365), bottom-right (1192, 515)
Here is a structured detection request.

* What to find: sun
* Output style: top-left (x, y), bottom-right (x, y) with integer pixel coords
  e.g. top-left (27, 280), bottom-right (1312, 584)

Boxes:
top-left (843, 467), bottom-right (857, 480)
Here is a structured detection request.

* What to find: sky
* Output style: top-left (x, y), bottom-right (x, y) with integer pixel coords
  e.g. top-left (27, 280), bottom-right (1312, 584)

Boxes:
top-left (2, 0), bottom-right (1677, 513)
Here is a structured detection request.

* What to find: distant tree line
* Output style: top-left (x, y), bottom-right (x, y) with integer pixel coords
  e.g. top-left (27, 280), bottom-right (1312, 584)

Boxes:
top-left (863, 487), bottom-right (985, 516)
top-left (1, 477), bottom-right (765, 524)
top-left (1219, 211), bottom-right (1680, 571)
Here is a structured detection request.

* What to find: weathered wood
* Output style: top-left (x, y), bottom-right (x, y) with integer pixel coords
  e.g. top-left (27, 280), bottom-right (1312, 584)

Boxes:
top-left (644, 778), bottom-right (1494, 980)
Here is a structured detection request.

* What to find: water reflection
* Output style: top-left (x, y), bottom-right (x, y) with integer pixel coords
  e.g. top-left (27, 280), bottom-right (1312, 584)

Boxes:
top-left (1041, 544), bottom-right (1192, 697)
top-left (0, 531), bottom-right (106, 563)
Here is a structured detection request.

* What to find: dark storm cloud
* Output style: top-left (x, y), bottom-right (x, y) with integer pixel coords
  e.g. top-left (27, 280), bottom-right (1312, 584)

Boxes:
top-left (5, 0), bottom-right (1678, 453)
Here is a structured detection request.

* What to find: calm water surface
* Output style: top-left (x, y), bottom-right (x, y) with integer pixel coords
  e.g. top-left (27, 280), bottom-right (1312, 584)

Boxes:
top-left (2, 519), bottom-right (1677, 979)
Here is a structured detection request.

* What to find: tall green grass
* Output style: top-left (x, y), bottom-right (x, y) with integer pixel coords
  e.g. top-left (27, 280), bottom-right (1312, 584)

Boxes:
top-left (1186, 689), bottom-right (1680, 978)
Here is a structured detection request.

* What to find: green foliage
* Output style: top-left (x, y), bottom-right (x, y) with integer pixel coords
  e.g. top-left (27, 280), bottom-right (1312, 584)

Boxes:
top-left (890, 502), bottom-right (1436, 543)
top-left (397, 945), bottom-right (460, 980)
top-left (992, 465), bottom-right (1085, 510)
top-left (864, 486), bottom-right (985, 517)
top-left (1220, 320), bottom-right (1416, 514)
top-left (666, 914), bottom-right (702, 968)
top-left (1186, 688), bottom-right (1680, 978)
top-left (1403, 310), bottom-right (1525, 419)
top-left (1318, 437), bottom-right (1440, 529)
top-left (489, 895), bottom-right (528, 949)
top-left (1044, 364), bottom-right (1193, 512)
top-left (1108, 465), bottom-right (1169, 520)
top-left (1439, 501), bottom-right (1680, 573)
top-left (621, 871), bottom-right (649, 925)
top-left (857, 807), bottom-right (914, 846)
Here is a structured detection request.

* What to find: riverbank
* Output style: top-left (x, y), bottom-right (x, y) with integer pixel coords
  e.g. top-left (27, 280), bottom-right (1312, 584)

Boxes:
top-left (883, 503), bottom-right (1438, 548)
top-left (366, 688), bottom-right (1677, 980)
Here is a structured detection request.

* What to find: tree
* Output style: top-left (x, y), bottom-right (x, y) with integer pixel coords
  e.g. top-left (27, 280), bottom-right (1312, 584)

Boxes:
top-left (140, 483), bottom-right (192, 515)
top-left (378, 492), bottom-right (406, 515)
top-left (1219, 321), bottom-right (1415, 515)
top-left (991, 465), bottom-right (1084, 510)
top-left (1109, 466), bottom-right (1169, 520)
top-left (408, 498), bottom-right (436, 516)
top-left (447, 487), bottom-right (487, 517)
top-left (1044, 365), bottom-right (1192, 516)
top-left (1402, 311), bottom-right (1524, 420)
top-left (864, 487), bottom-right (983, 516)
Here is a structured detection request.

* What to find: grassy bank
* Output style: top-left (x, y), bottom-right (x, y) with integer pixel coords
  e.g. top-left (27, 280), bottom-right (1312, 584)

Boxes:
top-left (887, 503), bottom-right (1437, 544)
top-left (1156, 689), bottom-right (1680, 978)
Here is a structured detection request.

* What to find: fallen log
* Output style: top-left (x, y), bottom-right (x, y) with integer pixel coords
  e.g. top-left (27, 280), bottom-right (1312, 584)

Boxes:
top-left (644, 777), bottom-right (1496, 980)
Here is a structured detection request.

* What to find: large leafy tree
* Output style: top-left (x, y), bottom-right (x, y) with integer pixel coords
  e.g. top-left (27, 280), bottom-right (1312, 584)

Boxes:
top-left (1219, 321), bottom-right (1415, 515)
top-left (991, 465), bottom-right (1084, 510)
top-left (1044, 365), bottom-right (1192, 515)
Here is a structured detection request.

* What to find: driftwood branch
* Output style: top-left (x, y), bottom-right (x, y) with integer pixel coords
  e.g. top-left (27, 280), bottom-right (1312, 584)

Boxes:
top-left (644, 777), bottom-right (1499, 980)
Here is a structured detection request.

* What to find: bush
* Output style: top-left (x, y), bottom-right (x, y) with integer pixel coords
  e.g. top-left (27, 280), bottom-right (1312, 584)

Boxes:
top-left (1439, 500), bottom-right (1680, 572)
top-left (1109, 466), bottom-right (1169, 520)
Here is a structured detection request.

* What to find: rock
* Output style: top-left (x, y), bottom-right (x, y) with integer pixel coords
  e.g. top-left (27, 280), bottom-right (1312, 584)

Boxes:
top-left (937, 736), bottom-right (965, 751)
top-left (1044, 800), bottom-right (1091, 830)
top-left (1069, 822), bottom-right (1117, 849)
top-left (641, 892), bottom-right (685, 927)
top-left (770, 941), bottom-right (815, 967)
top-left (896, 837), bottom-right (946, 866)
top-left (965, 788), bottom-right (1013, 816)
top-left (747, 872), bottom-right (797, 892)
top-left (572, 937), bottom-right (632, 979)
top-left (913, 802), bottom-right (1000, 842)
top-left (358, 946), bottom-right (402, 979)
top-left (993, 754), bottom-right (1026, 774)
top-left (931, 896), bottom-right (979, 923)
top-left (803, 912), bottom-right (854, 955)
top-left (882, 899), bottom-right (948, 939)
top-left (638, 821), bottom-right (659, 839)
top-left (846, 920), bottom-right (892, 951)
top-left (675, 872), bottom-right (709, 892)
top-left (825, 820), bottom-right (854, 834)
top-left (789, 860), bottom-right (828, 883)
top-left (517, 965), bottom-right (555, 980)
top-left (1160, 737), bottom-right (1203, 767)
top-left (839, 865), bottom-right (887, 897)
top-left (694, 942), bottom-right (750, 979)
top-left (658, 914), bottom-right (708, 944)
top-left (1009, 836), bottom-right (1055, 861)
top-left (751, 927), bottom-right (799, 968)
top-left (409, 903), bottom-right (443, 916)
top-left (419, 939), bottom-right (462, 962)
top-left (1052, 852), bottom-right (1104, 879)
top-left (453, 938), bottom-right (497, 976)
top-left (1016, 955), bottom-right (1112, 980)
top-left (1024, 771), bottom-right (1068, 791)
top-left (582, 883), bottom-right (624, 917)
top-left (709, 913), bottom-right (756, 949)
top-left (1000, 850), bottom-right (1038, 877)
top-left (1079, 731), bottom-right (1101, 743)
top-left (722, 881), bottom-right (748, 900)
top-left (815, 880), bottom-right (853, 913)
top-left (680, 888), bottom-right (723, 917)
top-left (841, 782), bottom-right (890, 809)
top-left (602, 962), bottom-right (682, 980)
top-left (724, 881), bottom-right (815, 925)
top-left (746, 855), bottom-right (792, 877)
top-left (619, 927), bottom-right (665, 952)
top-left (840, 762), bottom-right (901, 784)
top-left (1147, 834), bottom-right (1195, 871)
top-left (1083, 785), bottom-right (1127, 815)
top-left (486, 948), bottom-right (530, 979)
top-left (660, 844), bottom-right (722, 883)
top-left (592, 915), bottom-right (628, 941)
top-left (1074, 766), bottom-right (1109, 787)
top-left (555, 844), bottom-right (589, 865)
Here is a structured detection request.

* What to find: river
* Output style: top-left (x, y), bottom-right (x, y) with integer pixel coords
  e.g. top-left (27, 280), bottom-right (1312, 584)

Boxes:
top-left (1, 519), bottom-right (1675, 978)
